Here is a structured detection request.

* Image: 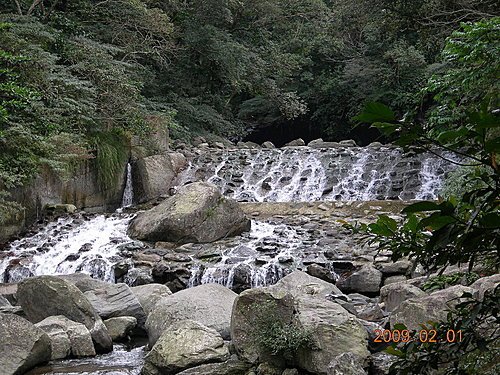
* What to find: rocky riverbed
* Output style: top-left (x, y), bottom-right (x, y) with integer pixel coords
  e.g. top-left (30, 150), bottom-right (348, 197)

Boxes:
top-left (0, 145), bottom-right (495, 375)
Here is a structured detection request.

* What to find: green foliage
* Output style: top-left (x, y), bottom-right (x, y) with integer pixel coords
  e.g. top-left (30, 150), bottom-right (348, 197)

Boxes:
top-left (352, 19), bottom-right (500, 275)
top-left (0, 190), bottom-right (22, 225)
top-left (88, 131), bottom-right (129, 194)
top-left (425, 17), bottom-right (500, 130)
top-left (440, 166), bottom-right (490, 199)
top-left (350, 17), bottom-right (500, 374)
top-left (247, 300), bottom-right (312, 361)
top-left (422, 272), bottom-right (480, 292)
top-left (388, 286), bottom-right (500, 374)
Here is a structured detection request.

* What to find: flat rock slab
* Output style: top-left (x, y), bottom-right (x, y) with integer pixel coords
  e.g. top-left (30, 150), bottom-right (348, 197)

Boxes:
top-left (83, 283), bottom-right (147, 330)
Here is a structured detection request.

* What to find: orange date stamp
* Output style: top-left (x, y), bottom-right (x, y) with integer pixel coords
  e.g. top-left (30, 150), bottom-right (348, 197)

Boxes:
top-left (374, 329), bottom-right (463, 344)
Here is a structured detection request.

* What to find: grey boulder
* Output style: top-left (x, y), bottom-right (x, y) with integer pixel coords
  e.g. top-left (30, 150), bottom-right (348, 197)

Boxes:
top-left (337, 265), bottom-right (383, 295)
top-left (128, 182), bottom-right (250, 243)
top-left (470, 274), bottom-right (500, 301)
top-left (131, 283), bottom-right (172, 315)
top-left (390, 285), bottom-right (474, 330)
top-left (231, 278), bottom-right (369, 374)
top-left (83, 282), bottom-right (147, 330)
top-left (133, 154), bottom-right (177, 204)
top-left (0, 313), bottom-right (51, 375)
top-left (327, 352), bottom-right (367, 375)
top-left (104, 316), bottom-right (137, 341)
top-left (273, 270), bottom-right (343, 299)
top-left (146, 283), bottom-right (237, 346)
top-left (380, 282), bottom-right (426, 312)
top-left (35, 315), bottom-right (96, 359)
top-left (17, 275), bottom-right (112, 353)
top-left (142, 319), bottom-right (230, 375)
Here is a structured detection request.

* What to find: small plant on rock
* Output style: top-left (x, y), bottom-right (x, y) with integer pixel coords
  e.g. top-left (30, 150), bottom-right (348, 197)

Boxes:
top-left (248, 300), bottom-right (312, 362)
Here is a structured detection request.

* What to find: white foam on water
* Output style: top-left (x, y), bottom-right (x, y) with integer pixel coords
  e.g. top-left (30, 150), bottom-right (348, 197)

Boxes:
top-left (0, 214), bottom-right (134, 283)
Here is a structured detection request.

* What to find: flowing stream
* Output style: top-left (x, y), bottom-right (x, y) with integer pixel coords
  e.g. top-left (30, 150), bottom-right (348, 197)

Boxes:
top-left (0, 146), bottom-right (456, 286)
top-left (0, 145), bottom-right (457, 374)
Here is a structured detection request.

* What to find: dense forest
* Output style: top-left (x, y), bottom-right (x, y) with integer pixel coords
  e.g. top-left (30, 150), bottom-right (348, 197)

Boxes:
top-left (1, 0), bottom-right (498, 198)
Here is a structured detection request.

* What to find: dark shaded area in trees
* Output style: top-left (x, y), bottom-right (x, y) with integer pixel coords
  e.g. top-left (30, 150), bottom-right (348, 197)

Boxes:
top-left (244, 120), bottom-right (382, 146)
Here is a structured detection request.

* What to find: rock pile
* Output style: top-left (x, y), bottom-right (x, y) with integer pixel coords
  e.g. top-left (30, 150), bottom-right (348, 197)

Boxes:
top-left (0, 269), bottom-right (498, 375)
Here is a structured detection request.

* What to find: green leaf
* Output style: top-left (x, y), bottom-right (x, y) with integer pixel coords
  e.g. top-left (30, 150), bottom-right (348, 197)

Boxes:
top-left (368, 223), bottom-right (394, 237)
top-left (485, 137), bottom-right (500, 153)
top-left (419, 214), bottom-right (456, 230)
top-left (379, 214), bottom-right (398, 231)
top-left (469, 112), bottom-right (500, 130)
top-left (371, 122), bottom-right (399, 136)
top-left (479, 212), bottom-right (500, 228)
top-left (405, 214), bottom-right (419, 233)
top-left (353, 102), bottom-right (396, 123)
top-left (436, 128), bottom-right (468, 143)
top-left (385, 346), bottom-right (405, 358)
top-left (402, 202), bottom-right (441, 213)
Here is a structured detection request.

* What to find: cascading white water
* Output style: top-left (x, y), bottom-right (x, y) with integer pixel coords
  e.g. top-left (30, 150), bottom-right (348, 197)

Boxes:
top-left (188, 221), bottom-right (337, 289)
top-left (121, 162), bottom-right (134, 207)
top-left (414, 155), bottom-right (457, 200)
top-left (183, 146), bottom-right (458, 202)
top-left (0, 214), bottom-right (135, 283)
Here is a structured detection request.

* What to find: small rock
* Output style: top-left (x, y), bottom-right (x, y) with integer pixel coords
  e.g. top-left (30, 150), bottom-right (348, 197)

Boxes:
top-left (284, 138), bottom-right (305, 147)
top-left (261, 141), bottom-right (275, 149)
top-left (104, 316), bottom-right (137, 341)
top-left (327, 352), bottom-right (367, 375)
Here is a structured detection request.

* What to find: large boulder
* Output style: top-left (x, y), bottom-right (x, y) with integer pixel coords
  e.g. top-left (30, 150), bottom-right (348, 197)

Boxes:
top-left (175, 356), bottom-right (251, 375)
top-left (146, 283), bottom-right (237, 346)
top-left (131, 283), bottom-right (172, 315)
top-left (337, 265), bottom-right (383, 295)
top-left (231, 287), bottom-right (296, 364)
top-left (470, 274), bottom-right (500, 301)
top-left (0, 313), bottom-right (51, 375)
top-left (128, 182), bottom-right (251, 243)
top-left (284, 138), bottom-right (305, 147)
top-left (295, 296), bottom-right (369, 374)
top-left (35, 315), bottom-right (96, 359)
top-left (390, 285), bottom-right (474, 330)
top-left (272, 270), bottom-right (343, 299)
top-left (142, 319), bottom-right (230, 375)
top-left (60, 272), bottom-right (110, 292)
top-left (17, 276), bottom-right (112, 353)
top-left (132, 154), bottom-right (177, 204)
top-left (83, 283), bottom-right (147, 330)
top-left (327, 352), bottom-right (367, 375)
top-left (231, 283), bottom-right (369, 374)
top-left (380, 282), bottom-right (426, 312)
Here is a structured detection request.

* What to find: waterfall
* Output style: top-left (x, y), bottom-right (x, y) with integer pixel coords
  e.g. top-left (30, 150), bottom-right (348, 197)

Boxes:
top-left (121, 162), bottom-right (134, 207)
top-left (0, 214), bottom-right (135, 283)
top-left (182, 146), bottom-right (458, 202)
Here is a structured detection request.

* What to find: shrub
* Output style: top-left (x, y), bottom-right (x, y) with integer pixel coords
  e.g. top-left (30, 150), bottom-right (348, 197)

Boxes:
top-left (247, 300), bottom-right (312, 362)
